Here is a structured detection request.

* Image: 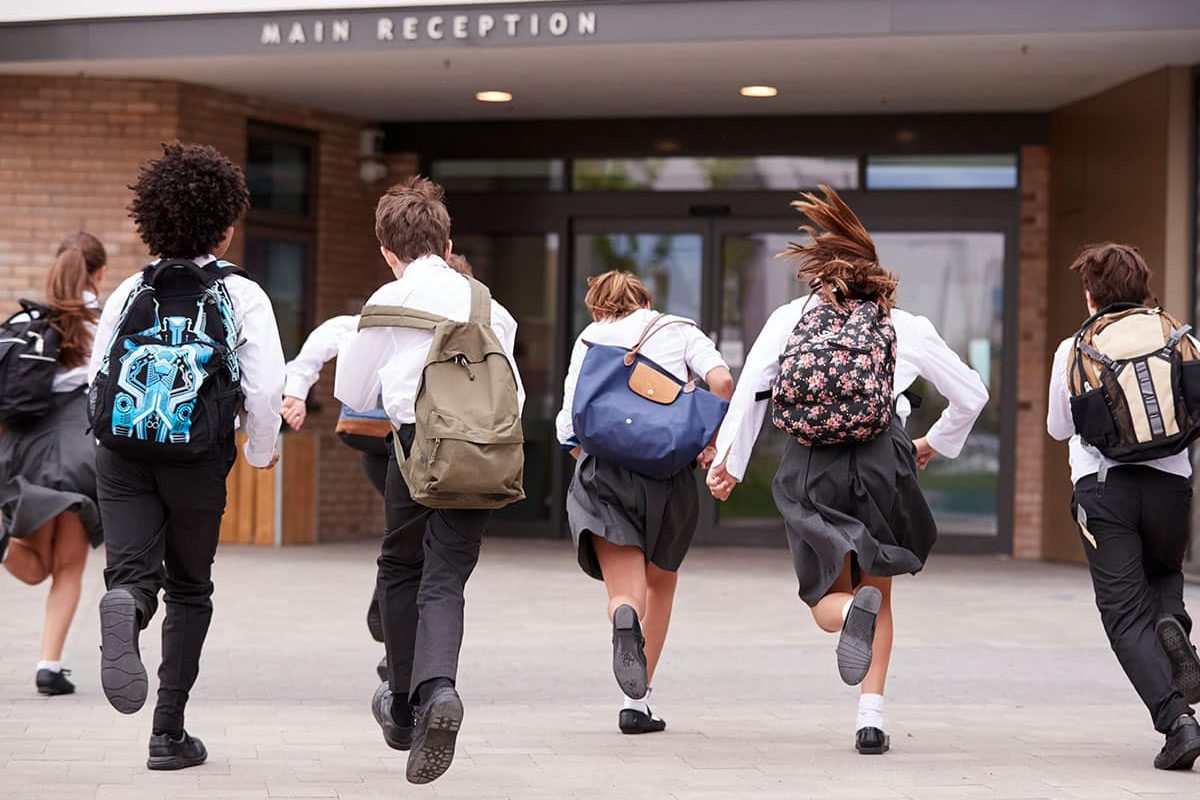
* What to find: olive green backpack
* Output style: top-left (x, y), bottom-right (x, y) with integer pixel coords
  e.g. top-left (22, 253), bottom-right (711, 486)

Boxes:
top-left (358, 278), bottom-right (525, 509)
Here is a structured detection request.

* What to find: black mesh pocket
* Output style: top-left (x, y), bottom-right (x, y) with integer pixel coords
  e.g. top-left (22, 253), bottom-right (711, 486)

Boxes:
top-left (1070, 387), bottom-right (1119, 450)
top-left (1182, 361), bottom-right (1200, 419)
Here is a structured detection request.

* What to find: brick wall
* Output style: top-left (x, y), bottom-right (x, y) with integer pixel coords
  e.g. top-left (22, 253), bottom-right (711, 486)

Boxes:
top-left (1012, 145), bottom-right (1051, 560)
top-left (0, 74), bottom-right (401, 543)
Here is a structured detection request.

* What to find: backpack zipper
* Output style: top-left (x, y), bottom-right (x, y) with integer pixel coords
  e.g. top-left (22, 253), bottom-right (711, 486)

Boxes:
top-left (428, 438), bottom-right (441, 465)
top-left (456, 355), bottom-right (476, 381)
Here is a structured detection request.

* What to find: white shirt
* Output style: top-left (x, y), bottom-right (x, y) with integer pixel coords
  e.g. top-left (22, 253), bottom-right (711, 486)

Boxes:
top-left (1047, 337), bottom-right (1192, 484)
top-left (284, 314), bottom-right (358, 398)
top-left (714, 296), bottom-right (990, 481)
top-left (555, 308), bottom-right (728, 445)
top-left (88, 256), bottom-right (286, 468)
top-left (334, 255), bottom-right (525, 427)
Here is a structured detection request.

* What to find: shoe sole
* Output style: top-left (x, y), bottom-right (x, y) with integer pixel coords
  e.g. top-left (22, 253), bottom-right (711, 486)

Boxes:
top-left (856, 739), bottom-right (891, 755)
top-left (99, 589), bottom-right (147, 715)
top-left (376, 658), bottom-right (389, 683)
top-left (367, 601), bottom-right (384, 643)
top-left (837, 587), bottom-right (882, 686)
top-left (146, 754), bottom-right (207, 771)
top-left (36, 687), bottom-right (75, 696)
top-left (1157, 619), bottom-right (1200, 705)
top-left (612, 605), bottom-right (648, 700)
top-left (406, 691), bottom-right (464, 784)
top-left (371, 682), bottom-right (390, 727)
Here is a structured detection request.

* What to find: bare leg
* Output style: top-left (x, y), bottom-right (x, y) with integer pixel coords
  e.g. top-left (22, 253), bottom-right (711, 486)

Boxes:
top-left (592, 536), bottom-right (649, 620)
top-left (642, 563), bottom-right (678, 684)
top-left (4, 520), bottom-right (54, 586)
top-left (859, 574), bottom-right (894, 696)
top-left (40, 513), bottom-right (89, 662)
top-left (811, 553), bottom-right (855, 633)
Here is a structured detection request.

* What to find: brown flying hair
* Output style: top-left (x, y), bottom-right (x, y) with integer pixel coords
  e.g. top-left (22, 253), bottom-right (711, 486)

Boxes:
top-left (779, 184), bottom-right (898, 314)
top-left (1069, 242), bottom-right (1156, 310)
top-left (584, 270), bottom-right (653, 322)
top-left (46, 231), bottom-right (106, 369)
top-left (374, 176), bottom-right (452, 263)
top-left (446, 253), bottom-right (474, 277)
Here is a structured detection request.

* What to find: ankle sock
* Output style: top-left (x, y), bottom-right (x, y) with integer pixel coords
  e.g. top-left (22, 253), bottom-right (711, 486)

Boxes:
top-left (623, 687), bottom-right (652, 715)
top-left (841, 599), bottom-right (853, 623)
top-left (857, 693), bottom-right (884, 731)
top-left (36, 660), bottom-right (62, 673)
top-left (415, 677), bottom-right (453, 706)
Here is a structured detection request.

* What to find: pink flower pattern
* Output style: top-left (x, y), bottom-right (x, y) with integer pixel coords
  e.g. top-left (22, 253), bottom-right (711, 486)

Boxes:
top-left (770, 300), bottom-right (897, 447)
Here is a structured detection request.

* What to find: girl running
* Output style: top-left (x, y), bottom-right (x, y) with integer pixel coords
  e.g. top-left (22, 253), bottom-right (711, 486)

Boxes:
top-left (707, 187), bottom-right (988, 754)
top-left (557, 270), bottom-right (733, 734)
top-left (0, 232), bottom-right (107, 695)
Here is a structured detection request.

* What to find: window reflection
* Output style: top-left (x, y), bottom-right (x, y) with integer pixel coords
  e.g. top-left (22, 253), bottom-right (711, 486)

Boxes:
top-left (866, 155), bottom-right (1018, 189)
top-left (574, 157), bottom-right (858, 192)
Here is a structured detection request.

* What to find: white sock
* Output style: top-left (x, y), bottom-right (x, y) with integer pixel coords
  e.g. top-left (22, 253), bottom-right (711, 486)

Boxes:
top-left (37, 660), bottom-right (62, 673)
top-left (841, 599), bottom-right (853, 622)
top-left (623, 687), bottom-right (652, 715)
top-left (857, 693), bottom-right (884, 731)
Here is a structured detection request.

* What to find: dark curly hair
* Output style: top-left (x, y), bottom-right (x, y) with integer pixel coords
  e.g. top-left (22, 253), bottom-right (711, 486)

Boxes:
top-left (129, 143), bottom-right (250, 258)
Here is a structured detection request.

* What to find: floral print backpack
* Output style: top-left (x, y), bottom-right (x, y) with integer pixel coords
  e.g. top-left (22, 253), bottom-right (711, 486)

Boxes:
top-left (770, 298), bottom-right (897, 447)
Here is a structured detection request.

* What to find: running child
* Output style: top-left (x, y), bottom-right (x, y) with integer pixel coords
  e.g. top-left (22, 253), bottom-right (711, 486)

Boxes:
top-left (88, 143), bottom-right (285, 771)
top-left (707, 185), bottom-right (988, 755)
top-left (1047, 242), bottom-right (1200, 770)
top-left (556, 270), bottom-right (733, 734)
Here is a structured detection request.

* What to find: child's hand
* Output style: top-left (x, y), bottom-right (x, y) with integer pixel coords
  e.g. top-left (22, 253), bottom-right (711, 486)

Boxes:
top-left (696, 445), bottom-right (717, 470)
top-left (706, 462), bottom-right (738, 501)
top-left (913, 437), bottom-right (938, 469)
top-left (281, 396), bottom-right (307, 430)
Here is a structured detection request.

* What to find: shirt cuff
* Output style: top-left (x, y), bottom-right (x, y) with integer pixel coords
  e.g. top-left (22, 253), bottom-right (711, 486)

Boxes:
top-left (283, 374), bottom-right (311, 399)
top-left (243, 440), bottom-right (276, 468)
top-left (692, 353), bottom-right (728, 383)
top-left (925, 427), bottom-right (965, 460)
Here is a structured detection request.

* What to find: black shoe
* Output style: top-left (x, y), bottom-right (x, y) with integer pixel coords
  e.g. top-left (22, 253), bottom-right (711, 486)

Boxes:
top-left (1157, 617), bottom-right (1200, 705)
top-left (406, 685), bottom-right (464, 785)
top-left (99, 588), bottom-right (147, 714)
top-left (837, 586), bottom-right (882, 686)
top-left (619, 707), bottom-right (667, 735)
top-left (147, 730), bottom-right (208, 771)
top-left (367, 597), bottom-right (384, 643)
top-left (376, 655), bottom-right (389, 683)
top-left (1154, 715), bottom-right (1200, 770)
top-left (36, 668), bottom-right (75, 696)
top-left (371, 682), bottom-right (413, 751)
top-left (612, 604), bottom-right (648, 700)
top-left (856, 726), bottom-right (891, 755)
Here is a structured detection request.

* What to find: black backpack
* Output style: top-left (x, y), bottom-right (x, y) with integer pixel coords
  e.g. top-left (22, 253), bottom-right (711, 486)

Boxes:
top-left (88, 259), bottom-right (246, 463)
top-left (0, 299), bottom-right (63, 427)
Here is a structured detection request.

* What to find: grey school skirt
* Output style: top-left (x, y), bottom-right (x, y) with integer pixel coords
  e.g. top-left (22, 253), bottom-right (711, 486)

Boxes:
top-left (0, 389), bottom-right (102, 547)
top-left (774, 421), bottom-right (937, 606)
top-left (567, 453), bottom-right (699, 581)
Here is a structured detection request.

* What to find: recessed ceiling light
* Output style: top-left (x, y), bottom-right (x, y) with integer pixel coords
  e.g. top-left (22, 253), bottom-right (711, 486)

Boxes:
top-left (475, 90), bottom-right (513, 103)
top-left (740, 85), bottom-right (778, 98)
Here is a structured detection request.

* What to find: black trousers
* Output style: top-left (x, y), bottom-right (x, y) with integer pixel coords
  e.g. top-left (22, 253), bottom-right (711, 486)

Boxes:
top-left (96, 442), bottom-right (235, 735)
top-left (379, 425), bottom-right (489, 708)
top-left (1072, 466), bottom-right (1194, 733)
top-left (361, 451), bottom-right (389, 497)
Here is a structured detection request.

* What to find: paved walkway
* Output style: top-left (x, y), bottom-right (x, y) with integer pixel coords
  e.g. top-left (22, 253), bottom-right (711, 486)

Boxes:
top-left (2, 538), bottom-right (1199, 800)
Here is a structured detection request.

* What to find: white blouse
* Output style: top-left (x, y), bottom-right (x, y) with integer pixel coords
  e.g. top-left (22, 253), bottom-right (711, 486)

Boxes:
top-left (713, 296), bottom-right (990, 481)
top-left (555, 308), bottom-right (729, 445)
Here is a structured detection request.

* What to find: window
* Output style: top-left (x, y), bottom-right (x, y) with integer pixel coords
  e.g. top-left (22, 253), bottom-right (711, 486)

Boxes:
top-left (431, 159), bottom-right (565, 192)
top-left (865, 155), bottom-right (1018, 189)
top-left (244, 122), bottom-right (318, 358)
top-left (573, 156), bottom-right (858, 191)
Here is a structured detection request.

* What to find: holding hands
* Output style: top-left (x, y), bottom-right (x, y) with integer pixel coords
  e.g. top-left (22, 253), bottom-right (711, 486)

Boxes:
top-left (281, 396), bottom-right (307, 430)
top-left (706, 461), bottom-right (738, 501)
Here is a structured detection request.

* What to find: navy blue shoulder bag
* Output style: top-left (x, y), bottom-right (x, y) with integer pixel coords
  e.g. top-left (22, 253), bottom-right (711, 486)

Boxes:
top-left (571, 314), bottom-right (729, 480)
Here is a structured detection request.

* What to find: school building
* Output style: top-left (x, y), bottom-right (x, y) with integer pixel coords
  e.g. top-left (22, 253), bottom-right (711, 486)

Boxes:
top-left (1, 0), bottom-right (1199, 568)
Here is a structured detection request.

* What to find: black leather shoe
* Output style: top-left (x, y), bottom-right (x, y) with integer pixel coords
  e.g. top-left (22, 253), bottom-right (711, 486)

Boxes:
top-left (1157, 617), bottom-right (1200, 705)
top-left (619, 707), bottom-right (666, 735)
top-left (99, 588), bottom-right (147, 714)
top-left (1155, 715), bottom-right (1200, 770)
top-left (838, 587), bottom-right (882, 686)
top-left (147, 730), bottom-right (208, 771)
top-left (856, 726), bottom-right (890, 755)
top-left (371, 682), bottom-right (413, 751)
top-left (612, 604), bottom-right (647, 700)
top-left (36, 668), bottom-right (75, 696)
top-left (406, 685), bottom-right (463, 785)
top-left (367, 597), bottom-right (384, 643)
top-left (376, 655), bottom-right (389, 683)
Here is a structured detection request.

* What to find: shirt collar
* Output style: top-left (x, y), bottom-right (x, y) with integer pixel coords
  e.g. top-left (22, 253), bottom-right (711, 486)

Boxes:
top-left (402, 254), bottom-right (450, 278)
top-left (83, 289), bottom-right (98, 309)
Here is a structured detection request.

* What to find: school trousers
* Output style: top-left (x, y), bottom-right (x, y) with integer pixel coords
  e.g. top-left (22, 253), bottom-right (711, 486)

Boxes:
top-left (1072, 465), bottom-right (1194, 733)
top-left (96, 440), bottom-right (236, 735)
top-left (378, 424), bottom-right (490, 707)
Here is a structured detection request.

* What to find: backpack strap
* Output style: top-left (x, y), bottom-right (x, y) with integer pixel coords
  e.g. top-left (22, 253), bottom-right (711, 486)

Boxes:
top-left (358, 305), bottom-right (447, 331)
top-left (467, 278), bottom-right (492, 328)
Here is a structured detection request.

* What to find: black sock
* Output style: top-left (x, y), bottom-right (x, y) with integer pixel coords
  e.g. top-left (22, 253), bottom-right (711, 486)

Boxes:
top-left (415, 677), bottom-right (454, 706)
top-left (391, 698), bottom-right (414, 726)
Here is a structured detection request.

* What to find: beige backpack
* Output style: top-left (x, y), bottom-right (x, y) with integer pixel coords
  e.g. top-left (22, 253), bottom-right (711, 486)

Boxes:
top-left (359, 278), bottom-right (525, 509)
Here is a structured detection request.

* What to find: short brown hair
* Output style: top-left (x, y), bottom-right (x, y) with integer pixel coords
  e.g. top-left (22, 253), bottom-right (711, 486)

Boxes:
top-left (374, 176), bottom-right (451, 262)
top-left (1069, 242), bottom-right (1155, 309)
top-left (585, 270), bottom-right (652, 321)
top-left (446, 253), bottom-right (473, 277)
